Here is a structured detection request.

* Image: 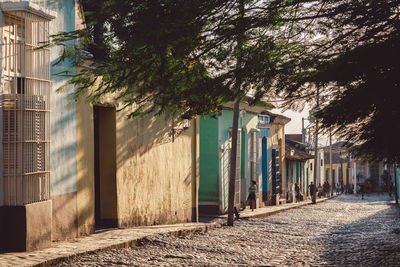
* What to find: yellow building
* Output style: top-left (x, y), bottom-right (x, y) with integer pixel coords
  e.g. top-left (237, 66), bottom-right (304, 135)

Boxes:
top-left (266, 112), bottom-right (290, 205)
top-left (76, 99), bottom-right (199, 235)
top-left (74, 8), bottom-right (199, 236)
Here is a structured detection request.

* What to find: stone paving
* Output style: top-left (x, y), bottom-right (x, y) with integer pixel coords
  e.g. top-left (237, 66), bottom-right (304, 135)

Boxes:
top-left (0, 197), bottom-right (328, 267)
top-left (56, 194), bottom-right (400, 267)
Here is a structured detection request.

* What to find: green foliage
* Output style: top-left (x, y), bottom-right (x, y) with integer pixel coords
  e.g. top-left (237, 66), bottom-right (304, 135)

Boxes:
top-left (280, 0), bottom-right (400, 162)
top-left (50, 0), bottom-right (306, 118)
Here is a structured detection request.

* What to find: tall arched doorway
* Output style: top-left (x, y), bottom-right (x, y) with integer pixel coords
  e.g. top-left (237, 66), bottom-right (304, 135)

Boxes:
top-left (262, 137), bottom-right (268, 195)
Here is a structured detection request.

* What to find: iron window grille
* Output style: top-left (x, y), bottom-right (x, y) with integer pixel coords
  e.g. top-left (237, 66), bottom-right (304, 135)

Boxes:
top-left (0, 2), bottom-right (55, 206)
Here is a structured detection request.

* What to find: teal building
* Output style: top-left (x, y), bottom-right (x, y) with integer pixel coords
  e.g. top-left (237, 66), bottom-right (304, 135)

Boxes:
top-left (199, 105), bottom-right (262, 214)
top-left (199, 105), bottom-right (290, 213)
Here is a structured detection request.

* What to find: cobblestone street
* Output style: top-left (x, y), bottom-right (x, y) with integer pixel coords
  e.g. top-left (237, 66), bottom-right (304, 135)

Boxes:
top-left (58, 194), bottom-right (400, 266)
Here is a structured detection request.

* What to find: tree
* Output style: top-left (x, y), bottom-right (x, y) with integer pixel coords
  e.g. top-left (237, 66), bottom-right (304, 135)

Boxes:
top-left (279, 0), bottom-right (400, 163)
top-left (52, 0), bottom-right (232, 118)
top-left (51, 0), bottom-right (309, 225)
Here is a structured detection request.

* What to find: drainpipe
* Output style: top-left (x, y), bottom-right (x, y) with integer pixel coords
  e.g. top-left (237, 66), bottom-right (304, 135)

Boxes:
top-left (218, 112), bottom-right (223, 213)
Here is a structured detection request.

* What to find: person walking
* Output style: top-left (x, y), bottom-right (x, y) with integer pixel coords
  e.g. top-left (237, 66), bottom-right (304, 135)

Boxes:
top-left (308, 182), bottom-right (316, 200)
top-left (246, 180), bottom-right (257, 211)
top-left (389, 182), bottom-right (395, 198)
top-left (360, 183), bottom-right (365, 200)
top-left (317, 183), bottom-right (323, 198)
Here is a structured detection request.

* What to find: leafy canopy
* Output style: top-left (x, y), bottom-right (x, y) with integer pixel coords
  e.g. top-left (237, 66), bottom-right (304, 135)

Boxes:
top-left (280, 0), bottom-right (400, 162)
top-left (51, 0), bottom-right (307, 118)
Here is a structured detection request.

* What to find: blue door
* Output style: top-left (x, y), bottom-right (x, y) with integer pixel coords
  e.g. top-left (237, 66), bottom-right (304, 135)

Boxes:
top-left (262, 137), bottom-right (268, 193)
top-left (272, 149), bottom-right (280, 195)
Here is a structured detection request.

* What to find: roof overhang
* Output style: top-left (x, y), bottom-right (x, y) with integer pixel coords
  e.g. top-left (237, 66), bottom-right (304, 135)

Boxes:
top-left (0, 1), bottom-right (57, 20)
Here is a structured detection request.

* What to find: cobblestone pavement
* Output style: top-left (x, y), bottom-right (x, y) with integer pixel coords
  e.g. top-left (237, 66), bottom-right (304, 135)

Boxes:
top-left (0, 198), bottom-right (327, 267)
top-left (57, 194), bottom-right (400, 266)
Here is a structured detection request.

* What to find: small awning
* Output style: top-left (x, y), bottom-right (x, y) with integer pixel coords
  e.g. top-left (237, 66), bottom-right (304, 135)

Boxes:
top-left (285, 143), bottom-right (313, 161)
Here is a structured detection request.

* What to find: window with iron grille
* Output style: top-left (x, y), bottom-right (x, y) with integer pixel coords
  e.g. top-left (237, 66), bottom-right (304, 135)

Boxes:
top-left (1, 3), bottom-right (55, 206)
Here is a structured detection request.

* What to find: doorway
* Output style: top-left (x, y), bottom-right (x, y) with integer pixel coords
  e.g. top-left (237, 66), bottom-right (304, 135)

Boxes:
top-left (262, 137), bottom-right (268, 196)
top-left (93, 106), bottom-right (118, 228)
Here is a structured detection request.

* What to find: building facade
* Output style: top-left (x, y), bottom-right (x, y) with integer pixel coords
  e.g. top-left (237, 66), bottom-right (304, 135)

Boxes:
top-left (0, 1), bottom-right (199, 252)
top-left (199, 105), bottom-right (262, 214)
top-left (198, 106), bottom-right (290, 214)
top-left (285, 135), bottom-right (313, 202)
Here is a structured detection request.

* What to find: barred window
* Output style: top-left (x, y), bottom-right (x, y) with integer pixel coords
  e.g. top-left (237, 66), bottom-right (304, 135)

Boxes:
top-left (1, 2), bottom-right (55, 206)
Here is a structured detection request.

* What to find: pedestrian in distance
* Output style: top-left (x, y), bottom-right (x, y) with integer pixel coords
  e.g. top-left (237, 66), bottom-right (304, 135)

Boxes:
top-left (246, 180), bottom-right (257, 211)
top-left (308, 181), bottom-right (316, 200)
top-left (317, 183), bottom-right (323, 198)
top-left (324, 181), bottom-right (330, 197)
top-left (295, 183), bottom-right (303, 201)
top-left (360, 184), bottom-right (365, 200)
top-left (389, 182), bottom-right (395, 198)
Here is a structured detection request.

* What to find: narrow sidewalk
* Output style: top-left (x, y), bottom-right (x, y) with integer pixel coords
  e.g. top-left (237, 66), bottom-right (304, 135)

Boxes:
top-left (200, 196), bottom-right (332, 222)
top-left (0, 197), bottom-right (333, 267)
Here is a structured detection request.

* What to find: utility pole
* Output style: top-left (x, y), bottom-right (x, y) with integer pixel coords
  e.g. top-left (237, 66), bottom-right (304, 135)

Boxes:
top-left (302, 118), bottom-right (305, 143)
top-left (312, 88), bottom-right (319, 204)
top-left (227, 0), bottom-right (245, 226)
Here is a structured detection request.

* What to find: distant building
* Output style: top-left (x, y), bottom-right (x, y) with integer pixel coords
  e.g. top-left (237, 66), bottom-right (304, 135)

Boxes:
top-left (198, 105), bottom-right (290, 213)
top-left (285, 135), bottom-right (313, 201)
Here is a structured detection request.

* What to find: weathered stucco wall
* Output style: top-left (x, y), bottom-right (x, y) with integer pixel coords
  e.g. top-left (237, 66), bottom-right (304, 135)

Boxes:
top-left (46, 0), bottom-right (78, 242)
top-left (73, 8), bottom-right (198, 232)
top-left (115, 106), bottom-right (198, 227)
top-left (47, 0), bottom-right (77, 197)
top-left (76, 91), bottom-right (95, 235)
top-left (74, 4), bottom-right (95, 236)
top-left (77, 100), bottom-right (198, 228)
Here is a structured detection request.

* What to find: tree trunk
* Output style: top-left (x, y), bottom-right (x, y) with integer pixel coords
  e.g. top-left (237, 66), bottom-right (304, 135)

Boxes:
top-left (227, 100), bottom-right (240, 226)
top-left (312, 88), bottom-right (319, 204)
top-left (227, 0), bottom-right (245, 226)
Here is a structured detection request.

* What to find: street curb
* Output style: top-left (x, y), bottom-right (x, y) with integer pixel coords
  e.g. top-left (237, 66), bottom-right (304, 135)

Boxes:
top-left (241, 196), bottom-right (335, 219)
top-left (30, 196), bottom-right (336, 266)
top-left (31, 224), bottom-right (222, 267)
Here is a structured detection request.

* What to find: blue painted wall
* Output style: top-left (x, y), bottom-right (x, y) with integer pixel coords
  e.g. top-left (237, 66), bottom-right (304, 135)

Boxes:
top-left (46, 0), bottom-right (77, 196)
top-left (259, 125), bottom-right (270, 193)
